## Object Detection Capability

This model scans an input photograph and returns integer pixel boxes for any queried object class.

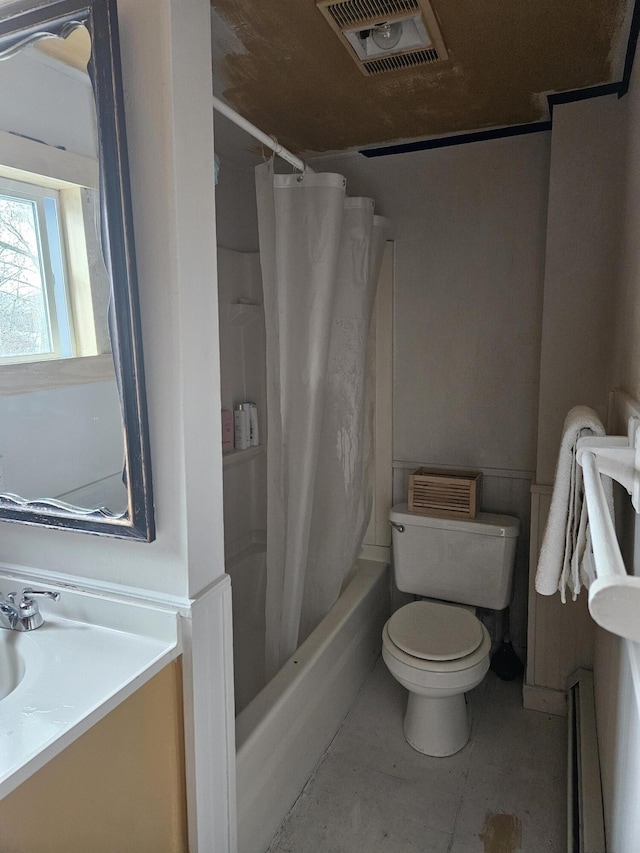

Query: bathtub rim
[234,556,390,853]
[235,556,389,751]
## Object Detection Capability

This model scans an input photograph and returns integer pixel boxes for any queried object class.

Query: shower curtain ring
[268,135,279,167]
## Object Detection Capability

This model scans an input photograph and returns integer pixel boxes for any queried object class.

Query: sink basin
[0,632,25,701]
[0,574,179,800]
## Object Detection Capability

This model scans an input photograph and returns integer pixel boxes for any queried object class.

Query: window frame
[0,174,75,364]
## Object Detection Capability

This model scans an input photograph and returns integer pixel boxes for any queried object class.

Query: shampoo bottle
[247,403,259,447]
[234,405,250,451]
[221,410,233,452]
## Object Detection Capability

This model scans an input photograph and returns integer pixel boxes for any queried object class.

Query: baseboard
[523,682,567,716]
[567,670,605,853]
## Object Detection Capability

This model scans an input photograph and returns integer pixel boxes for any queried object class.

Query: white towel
[535,406,607,602]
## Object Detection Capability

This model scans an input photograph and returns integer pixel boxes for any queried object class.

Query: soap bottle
[221,410,233,453]
[234,405,250,451]
[246,402,259,447]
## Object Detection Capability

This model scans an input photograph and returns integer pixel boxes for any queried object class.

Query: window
[0,176,74,363]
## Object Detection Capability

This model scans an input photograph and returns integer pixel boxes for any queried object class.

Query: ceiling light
[344,14,432,62]
[317,0,448,75]
[371,22,403,51]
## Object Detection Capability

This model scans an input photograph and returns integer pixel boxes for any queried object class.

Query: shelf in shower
[226,303,262,326]
[223,444,265,469]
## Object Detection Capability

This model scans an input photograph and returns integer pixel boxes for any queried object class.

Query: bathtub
[232,555,390,853]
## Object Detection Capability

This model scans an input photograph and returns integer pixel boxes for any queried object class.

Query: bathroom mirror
[0,0,154,540]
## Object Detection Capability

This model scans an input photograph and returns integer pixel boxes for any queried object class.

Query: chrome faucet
[0,588,60,631]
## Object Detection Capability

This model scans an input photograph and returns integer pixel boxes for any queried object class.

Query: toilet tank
[389,503,520,610]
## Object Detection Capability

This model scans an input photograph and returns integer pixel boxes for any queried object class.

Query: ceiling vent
[317,0,448,76]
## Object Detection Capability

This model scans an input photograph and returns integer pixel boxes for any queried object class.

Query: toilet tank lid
[389,504,520,537]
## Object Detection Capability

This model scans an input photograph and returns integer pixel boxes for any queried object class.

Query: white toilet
[383,503,520,757]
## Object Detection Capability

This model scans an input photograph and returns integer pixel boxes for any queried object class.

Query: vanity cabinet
[0,661,187,853]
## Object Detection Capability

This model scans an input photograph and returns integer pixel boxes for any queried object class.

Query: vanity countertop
[0,577,180,798]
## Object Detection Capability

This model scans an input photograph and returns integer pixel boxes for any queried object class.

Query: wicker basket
[408,467,482,519]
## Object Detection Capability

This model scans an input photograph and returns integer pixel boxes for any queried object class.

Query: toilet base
[403,692,470,757]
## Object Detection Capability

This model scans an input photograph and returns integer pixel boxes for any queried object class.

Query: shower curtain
[255,161,389,678]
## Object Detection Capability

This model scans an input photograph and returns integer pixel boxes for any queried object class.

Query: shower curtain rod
[212,96,311,173]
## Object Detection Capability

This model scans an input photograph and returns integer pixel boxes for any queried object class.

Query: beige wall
[525,92,626,711]
[528,39,640,852]
[536,95,625,484]
[316,135,550,475]
[0,662,187,853]
[214,155,259,252]
[596,38,640,853]
[314,137,549,655]
[614,52,640,400]
[525,486,595,713]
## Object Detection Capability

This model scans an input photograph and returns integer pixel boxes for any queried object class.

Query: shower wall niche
[217,246,266,559]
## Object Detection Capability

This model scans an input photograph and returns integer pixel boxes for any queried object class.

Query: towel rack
[576,417,640,643]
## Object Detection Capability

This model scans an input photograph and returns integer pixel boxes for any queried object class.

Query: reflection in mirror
[0,0,154,539]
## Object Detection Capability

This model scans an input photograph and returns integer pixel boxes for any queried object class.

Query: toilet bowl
[382,600,491,756]
[384,504,519,756]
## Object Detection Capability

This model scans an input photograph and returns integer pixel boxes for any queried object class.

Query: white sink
[0,576,180,799]
[0,631,25,700]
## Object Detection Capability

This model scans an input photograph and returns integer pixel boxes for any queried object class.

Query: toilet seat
[382,621,491,675]
[387,600,484,661]
[381,620,491,756]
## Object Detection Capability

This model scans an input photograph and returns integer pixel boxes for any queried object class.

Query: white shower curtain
[256,161,389,678]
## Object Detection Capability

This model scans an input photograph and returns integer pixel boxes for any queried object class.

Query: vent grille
[325,0,420,29]
[408,468,482,519]
[363,46,440,73]
[317,0,447,76]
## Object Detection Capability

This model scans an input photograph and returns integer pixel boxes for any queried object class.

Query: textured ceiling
[211,0,632,156]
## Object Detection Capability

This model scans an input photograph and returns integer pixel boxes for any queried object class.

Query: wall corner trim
[181,573,237,853]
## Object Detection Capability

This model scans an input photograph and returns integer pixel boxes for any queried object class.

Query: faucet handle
[12,588,60,630]
[0,588,60,631]
[6,589,60,606]
[21,588,61,603]
[18,589,60,617]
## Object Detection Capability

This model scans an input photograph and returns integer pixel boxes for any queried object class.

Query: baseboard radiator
[567,670,606,853]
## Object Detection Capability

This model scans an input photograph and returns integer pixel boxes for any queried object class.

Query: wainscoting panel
[524,485,595,714]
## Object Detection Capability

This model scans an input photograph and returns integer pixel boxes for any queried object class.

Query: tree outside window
[0,177,73,363]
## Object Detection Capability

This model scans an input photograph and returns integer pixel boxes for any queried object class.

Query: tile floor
[267,659,566,853]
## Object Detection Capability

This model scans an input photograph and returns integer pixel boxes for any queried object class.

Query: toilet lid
[387,601,484,661]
